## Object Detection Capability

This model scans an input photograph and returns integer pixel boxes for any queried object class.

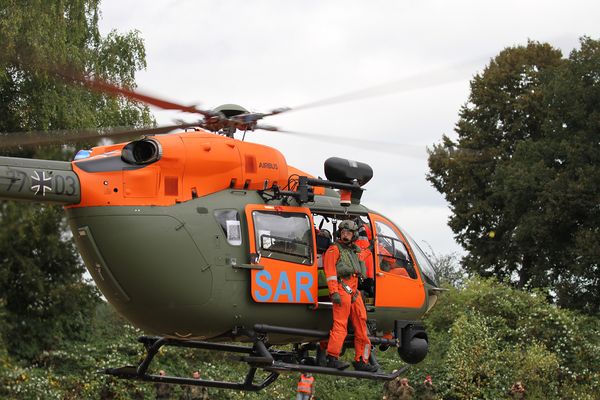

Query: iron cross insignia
[31,170,52,196]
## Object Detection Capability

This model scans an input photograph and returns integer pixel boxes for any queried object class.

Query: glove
[331,292,342,305]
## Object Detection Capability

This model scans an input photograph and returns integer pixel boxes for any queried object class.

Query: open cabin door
[370,214,426,309]
[245,205,318,305]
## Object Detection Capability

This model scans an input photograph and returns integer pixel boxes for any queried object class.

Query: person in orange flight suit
[355,224,375,298]
[322,220,378,372]
[355,225,374,276]
[356,224,407,278]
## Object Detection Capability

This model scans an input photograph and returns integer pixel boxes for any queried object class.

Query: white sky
[98,0,600,256]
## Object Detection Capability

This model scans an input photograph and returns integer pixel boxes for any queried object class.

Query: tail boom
[0,157,81,205]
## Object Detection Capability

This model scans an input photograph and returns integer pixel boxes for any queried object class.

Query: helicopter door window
[214,210,242,246]
[252,211,313,265]
[402,231,438,286]
[375,221,417,279]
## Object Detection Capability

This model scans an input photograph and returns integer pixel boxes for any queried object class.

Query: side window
[403,231,438,286]
[376,221,417,279]
[214,210,242,246]
[252,211,313,265]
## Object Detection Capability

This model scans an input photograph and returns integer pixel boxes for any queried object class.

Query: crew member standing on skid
[322,220,377,372]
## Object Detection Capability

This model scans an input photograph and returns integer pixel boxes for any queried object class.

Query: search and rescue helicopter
[0,73,443,391]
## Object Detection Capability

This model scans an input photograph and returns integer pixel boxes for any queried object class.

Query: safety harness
[334,242,363,301]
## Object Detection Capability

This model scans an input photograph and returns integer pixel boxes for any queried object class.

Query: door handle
[376,272,384,277]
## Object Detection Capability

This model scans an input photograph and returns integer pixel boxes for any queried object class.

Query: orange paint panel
[245,154,257,174]
[71,134,186,207]
[245,204,318,305]
[122,166,160,198]
[182,136,243,195]
[89,144,125,157]
[238,141,289,190]
[69,131,321,207]
[371,213,426,309]
[376,273,426,308]
[70,167,122,207]
[164,176,179,196]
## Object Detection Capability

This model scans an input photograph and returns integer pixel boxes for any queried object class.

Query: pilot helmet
[338,220,359,240]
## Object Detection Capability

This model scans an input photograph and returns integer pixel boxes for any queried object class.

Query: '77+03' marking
[4,169,76,196]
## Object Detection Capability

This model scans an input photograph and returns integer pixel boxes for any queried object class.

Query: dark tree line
[428,37,600,314]
[0,0,153,359]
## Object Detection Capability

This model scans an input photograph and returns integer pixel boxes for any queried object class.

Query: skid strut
[105,326,406,391]
[105,336,279,391]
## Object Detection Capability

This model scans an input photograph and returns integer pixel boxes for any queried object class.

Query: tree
[423,249,468,288]
[0,0,153,359]
[427,38,600,313]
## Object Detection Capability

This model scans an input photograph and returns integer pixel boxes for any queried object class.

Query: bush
[415,277,600,399]
[1,279,599,399]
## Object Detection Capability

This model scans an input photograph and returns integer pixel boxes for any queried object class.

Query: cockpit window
[375,221,417,279]
[252,211,313,265]
[403,232,438,286]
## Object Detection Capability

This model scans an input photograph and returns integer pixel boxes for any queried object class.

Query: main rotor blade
[77,77,215,117]
[268,58,486,116]
[0,123,201,149]
[20,59,216,118]
[256,126,426,159]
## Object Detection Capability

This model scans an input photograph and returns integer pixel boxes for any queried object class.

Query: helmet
[338,220,358,232]
[317,229,332,240]
[338,220,359,241]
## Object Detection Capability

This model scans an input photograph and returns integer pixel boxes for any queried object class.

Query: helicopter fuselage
[0,131,439,358]
[66,190,436,344]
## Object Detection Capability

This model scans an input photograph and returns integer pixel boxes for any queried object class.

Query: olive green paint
[0,155,435,344]
[0,156,81,204]
[66,189,433,343]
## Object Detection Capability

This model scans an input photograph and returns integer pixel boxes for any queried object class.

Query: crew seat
[316,233,331,254]
[316,230,332,301]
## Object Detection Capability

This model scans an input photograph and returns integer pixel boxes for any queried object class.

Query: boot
[316,346,328,367]
[368,348,381,371]
[326,355,350,370]
[352,359,378,372]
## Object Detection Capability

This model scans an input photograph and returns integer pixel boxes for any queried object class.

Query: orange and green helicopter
[0,75,443,391]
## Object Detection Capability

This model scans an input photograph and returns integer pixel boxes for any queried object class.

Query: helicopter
[0,73,444,391]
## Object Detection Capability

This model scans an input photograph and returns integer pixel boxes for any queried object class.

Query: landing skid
[105,333,408,391]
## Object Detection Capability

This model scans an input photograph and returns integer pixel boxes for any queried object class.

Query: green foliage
[0,0,154,361]
[413,277,600,399]
[0,201,99,359]
[1,280,598,399]
[444,313,503,399]
[427,250,468,288]
[0,0,153,134]
[427,37,600,313]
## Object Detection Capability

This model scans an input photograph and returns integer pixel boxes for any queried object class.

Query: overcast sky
[98,0,600,256]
